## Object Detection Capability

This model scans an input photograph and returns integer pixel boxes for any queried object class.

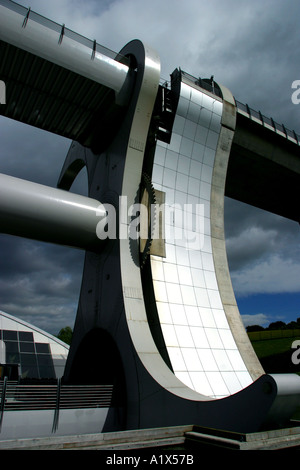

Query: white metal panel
[151,81,253,398]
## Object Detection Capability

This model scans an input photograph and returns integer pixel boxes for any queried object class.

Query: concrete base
[0,425,190,450]
[185,423,300,450]
[1,424,300,450]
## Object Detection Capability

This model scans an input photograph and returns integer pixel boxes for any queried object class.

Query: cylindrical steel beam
[0,0,129,94]
[0,173,106,250]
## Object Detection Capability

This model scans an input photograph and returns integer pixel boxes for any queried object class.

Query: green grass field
[248,331,300,374]
[251,337,299,358]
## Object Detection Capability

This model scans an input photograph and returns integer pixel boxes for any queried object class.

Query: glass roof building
[0,310,69,381]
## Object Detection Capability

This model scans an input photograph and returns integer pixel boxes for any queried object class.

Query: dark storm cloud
[224,199,300,296]
[0,234,84,333]
[180,0,300,130]
[0,118,71,185]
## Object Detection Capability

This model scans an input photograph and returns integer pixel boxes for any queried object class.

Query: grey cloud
[0,118,70,186]
[230,255,300,297]
[241,313,270,328]
[225,226,278,272]
[224,198,300,295]
[0,235,84,333]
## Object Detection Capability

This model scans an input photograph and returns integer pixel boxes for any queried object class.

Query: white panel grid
[150,83,252,398]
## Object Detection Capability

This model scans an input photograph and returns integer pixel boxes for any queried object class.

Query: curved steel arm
[0,173,106,250]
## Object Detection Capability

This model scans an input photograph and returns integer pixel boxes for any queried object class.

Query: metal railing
[0,379,113,411]
[181,70,222,98]
[0,378,114,432]
[178,70,299,147]
[1,0,129,66]
[235,100,300,146]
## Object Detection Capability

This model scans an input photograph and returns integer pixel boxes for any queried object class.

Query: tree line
[246,318,300,333]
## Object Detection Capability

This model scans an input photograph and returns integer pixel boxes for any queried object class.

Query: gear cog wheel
[139,172,156,268]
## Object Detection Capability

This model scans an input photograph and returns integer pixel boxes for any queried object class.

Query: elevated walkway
[0,0,131,152]
[226,101,300,222]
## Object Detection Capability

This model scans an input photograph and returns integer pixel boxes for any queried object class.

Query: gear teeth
[140,172,156,268]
